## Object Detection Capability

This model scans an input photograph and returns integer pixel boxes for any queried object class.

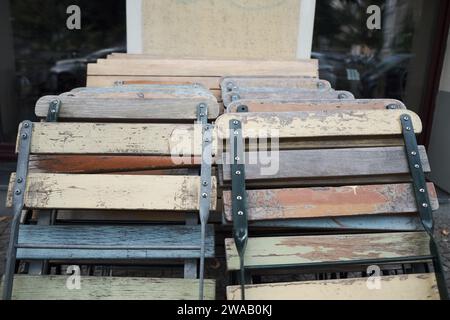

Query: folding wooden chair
[1,84,219,300]
[216,110,448,300]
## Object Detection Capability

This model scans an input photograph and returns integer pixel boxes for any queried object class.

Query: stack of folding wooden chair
[1,83,219,300]
[217,76,448,300]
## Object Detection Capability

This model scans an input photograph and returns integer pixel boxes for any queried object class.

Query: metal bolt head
[199,103,206,108]
[202,181,208,186]
[17,178,23,184]
[236,196,242,200]
[235,171,241,175]
[237,211,244,216]
[233,120,239,125]
[411,151,417,156]
[419,188,426,193]
[406,127,411,131]
[414,164,420,169]
[21,133,28,140]
[234,130,239,136]
[15,189,21,195]
[403,116,409,121]
[386,104,399,110]
[52,100,59,106]
[202,193,208,198]
[23,122,30,128]
[234,156,240,161]
[422,203,429,208]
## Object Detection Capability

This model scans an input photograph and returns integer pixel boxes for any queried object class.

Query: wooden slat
[29,155,201,173]
[222,90,354,106]
[223,183,438,221]
[7,173,217,211]
[225,232,430,270]
[16,224,214,259]
[4,276,215,300]
[221,146,430,183]
[87,59,319,77]
[27,122,202,155]
[215,110,422,140]
[226,274,439,300]
[221,76,331,91]
[250,215,424,231]
[86,76,222,90]
[227,99,407,113]
[35,93,219,121]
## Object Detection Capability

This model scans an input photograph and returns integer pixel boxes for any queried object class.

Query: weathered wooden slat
[16,224,214,259]
[87,59,319,77]
[250,215,424,231]
[4,275,215,300]
[221,146,429,183]
[223,90,354,106]
[227,99,407,113]
[27,122,203,155]
[29,155,201,173]
[35,94,219,120]
[220,77,331,91]
[226,274,438,300]
[7,173,217,210]
[215,110,422,140]
[223,183,438,222]
[225,232,430,270]
[66,84,213,95]
[86,76,222,90]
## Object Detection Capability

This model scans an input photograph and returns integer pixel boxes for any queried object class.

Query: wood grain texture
[250,215,425,231]
[29,155,201,173]
[226,274,438,300]
[27,122,203,156]
[225,232,430,270]
[221,146,430,183]
[35,94,219,121]
[7,173,217,211]
[223,183,438,221]
[16,224,214,259]
[4,275,215,300]
[215,110,422,139]
[222,90,354,106]
[227,99,407,113]
[220,77,331,91]
[87,59,318,77]
[87,76,222,90]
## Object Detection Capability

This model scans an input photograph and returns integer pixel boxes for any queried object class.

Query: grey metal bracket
[46,99,61,122]
[2,121,33,300]
[197,103,213,300]
[401,114,449,300]
[230,119,248,300]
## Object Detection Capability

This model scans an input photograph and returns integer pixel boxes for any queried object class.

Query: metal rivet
[17,178,23,184]
[234,156,240,161]
[403,116,409,121]
[202,181,208,186]
[202,193,208,198]
[338,93,347,99]
[52,100,59,105]
[419,188,425,193]
[199,103,206,108]
[234,130,239,135]
[235,171,241,175]
[15,189,21,195]
[200,113,205,117]
[414,164,420,169]
[406,127,411,131]
[422,203,429,208]
[411,151,417,156]
[233,120,239,125]
[23,122,30,128]
[21,133,28,140]
[236,196,242,200]
[237,211,244,216]
[226,82,234,91]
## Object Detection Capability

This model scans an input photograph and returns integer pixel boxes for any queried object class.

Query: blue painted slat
[17,225,214,260]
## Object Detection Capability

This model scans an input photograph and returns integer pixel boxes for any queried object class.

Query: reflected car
[48,46,126,92]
